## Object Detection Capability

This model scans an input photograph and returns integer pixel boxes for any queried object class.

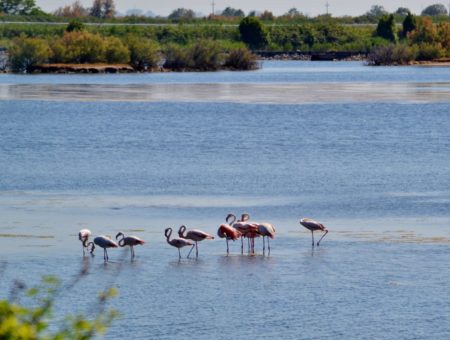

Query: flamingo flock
[77,215,328,261]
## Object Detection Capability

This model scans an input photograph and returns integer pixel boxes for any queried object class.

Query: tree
[0,0,40,15]
[90,0,103,17]
[221,7,244,17]
[103,0,115,18]
[395,7,411,16]
[376,14,397,42]
[366,5,388,19]
[259,10,274,20]
[54,1,88,17]
[421,3,448,16]
[9,34,51,72]
[286,8,301,17]
[168,8,195,20]
[402,12,417,37]
[239,16,269,50]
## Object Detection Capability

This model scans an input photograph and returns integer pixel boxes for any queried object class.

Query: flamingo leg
[187,244,195,258]
[226,238,229,255]
[103,248,107,261]
[317,230,328,246]
[178,248,181,259]
[263,236,265,254]
[241,237,244,254]
[131,246,135,259]
[196,241,199,258]
[82,245,85,256]
[311,231,315,247]
[268,237,271,254]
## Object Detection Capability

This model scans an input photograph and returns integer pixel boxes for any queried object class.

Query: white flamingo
[116,232,145,260]
[258,222,276,254]
[178,225,214,258]
[165,228,194,259]
[217,214,242,255]
[299,218,329,246]
[78,229,91,256]
[93,235,119,262]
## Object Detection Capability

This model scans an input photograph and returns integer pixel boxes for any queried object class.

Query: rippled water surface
[1,61,450,339]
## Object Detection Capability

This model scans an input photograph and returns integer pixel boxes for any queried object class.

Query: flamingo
[299,218,329,246]
[258,222,276,254]
[93,235,119,262]
[178,225,214,258]
[217,215,242,254]
[165,228,194,259]
[78,229,91,256]
[230,213,260,254]
[116,232,145,260]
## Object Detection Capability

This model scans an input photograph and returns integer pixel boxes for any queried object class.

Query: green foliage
[0,0,39,15]
[66,19,85,32]
[168,8,195,21]
[367,43,417,65]
[239,16,269,50]
[8,34,51,72]
[126,35,160,70]
[0,276,117,339]
[223,47,258,70]
[376,14,397,42]
[416,42,445,60]
[163,39,223,71]
[421,3,448,16]
[104,36,129,63]
[57,31,105,63]
[221,7,244,17]
[402,12,417,37]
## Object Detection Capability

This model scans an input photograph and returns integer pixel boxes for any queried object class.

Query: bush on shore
[223,47,258,70]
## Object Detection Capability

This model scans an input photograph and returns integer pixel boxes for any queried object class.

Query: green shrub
[9,34,51,72]
[163,43,190,70]
[56,31,106,63]
[104,36,130,63]
[367,43,417,65]
[416,42,445,60]
[223,47,258,70]
[188,39,223,70]
[127,35,160,70]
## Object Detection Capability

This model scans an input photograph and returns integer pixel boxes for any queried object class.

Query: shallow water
[1,61,450,338]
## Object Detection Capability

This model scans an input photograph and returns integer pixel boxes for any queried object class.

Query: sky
[36,1,449,17]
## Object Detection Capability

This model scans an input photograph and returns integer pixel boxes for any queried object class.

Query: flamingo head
[164,228,172,239]
[226,213,236,225]
[178,225,187,238]
[240,213,250,222]
[115,232,124,240]
[86,241,95,254]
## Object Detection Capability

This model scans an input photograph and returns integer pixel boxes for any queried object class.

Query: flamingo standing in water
[230,213,260,254]
[217,214,242,254]
[258,222,276,254]
[299,218,329,246]
[116,232,145,260]
[93,236,119,262]
[78,229,91,256]
[165,228,194,259]
[178,225,214,258]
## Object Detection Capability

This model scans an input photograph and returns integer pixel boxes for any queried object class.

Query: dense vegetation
[0,0,449,71]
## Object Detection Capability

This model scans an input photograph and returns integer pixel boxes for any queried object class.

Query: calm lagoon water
[1,61,450,338]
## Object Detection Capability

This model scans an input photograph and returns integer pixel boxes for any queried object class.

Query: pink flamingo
[116,232,145,260]
[78,229,91,256]
[299,218,329,246]
[217,214,242,254]
[165,228,194,259]
[230,213,260,254]
[258,222,276,254]
[93,235,119,262]
[178,225,214,258]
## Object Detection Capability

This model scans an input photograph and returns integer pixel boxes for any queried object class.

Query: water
[1,61,450,339]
